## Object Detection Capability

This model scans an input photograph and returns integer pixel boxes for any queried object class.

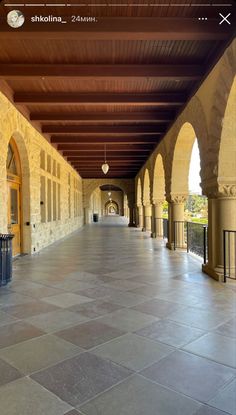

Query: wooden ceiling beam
[60,144,153,151]
[45,125,165,134]
[57,143,154,154]
[30,111,174,123]
[63,150,151,156]
[14,92,186,106]
[0,18,231,40]
[0,64,203,80]
[52,136,160,144]
[67,155,146,160]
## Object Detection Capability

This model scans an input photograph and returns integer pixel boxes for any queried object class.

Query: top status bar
[2,3,234,6]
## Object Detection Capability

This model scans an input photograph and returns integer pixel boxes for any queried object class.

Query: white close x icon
[219,13,231,25]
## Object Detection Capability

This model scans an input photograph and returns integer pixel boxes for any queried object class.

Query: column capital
[202,180,236,199]
[152,198,165,206]
[142,201,151,207]
[166,193,188,204]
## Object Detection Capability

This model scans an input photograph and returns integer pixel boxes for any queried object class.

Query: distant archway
[105,200,119,215]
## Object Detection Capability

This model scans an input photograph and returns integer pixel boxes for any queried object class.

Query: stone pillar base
[166,241,174,250]
[202,263,224,282]
[151,232,156,238]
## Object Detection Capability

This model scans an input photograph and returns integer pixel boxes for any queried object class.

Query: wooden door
[8,181,21,256]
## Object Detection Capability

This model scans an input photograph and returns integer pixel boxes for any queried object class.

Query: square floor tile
[0,358,22,386]
[168,307,230,330]
[31,352,132,407]
[0,292,34,307]
[194,406,230,415]
[0,334,83,374]
[102,280,145,292]
[42,293,93,308]
[26,310,89,333]
[136,319,205,347]
[141,350,235,402]
[68,300,123,319]
[0,377,72,415]
[208,378,236,415]
[80,375,201,415]
[132,298,185,318]
[64,411,83,415]
[76,286,122,299]
[0,310,19,327]
[55,320,125,349]
[91,333,174,371]
[9,281,64,298]
[0,321,45,349]
[97,308,158,332]
[103,291,148,307]
[129,284,168,298]
[2,301,60,319]
[183,333,236,368]
[214,317,236,338]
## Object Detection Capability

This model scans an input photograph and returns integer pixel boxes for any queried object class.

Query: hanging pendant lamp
[101,144,109,175]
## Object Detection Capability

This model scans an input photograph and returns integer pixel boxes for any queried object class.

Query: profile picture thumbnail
[7,10,25,28]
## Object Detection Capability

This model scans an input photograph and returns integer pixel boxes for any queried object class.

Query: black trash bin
[93,213,99,223]
[0,234,14,287]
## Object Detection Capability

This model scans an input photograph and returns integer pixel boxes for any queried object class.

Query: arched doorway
[6,139,22,256]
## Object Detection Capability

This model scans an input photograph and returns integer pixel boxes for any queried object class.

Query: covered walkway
[0,217,235,415]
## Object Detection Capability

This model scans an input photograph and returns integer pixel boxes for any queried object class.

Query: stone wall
[0,91,84,254]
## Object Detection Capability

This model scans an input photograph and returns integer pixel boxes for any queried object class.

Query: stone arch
[7,132,31,254]
[153,153,166,201]
[218,75,236,185]
[207,40,236,187]
[143,169,151,205]
[170,122,201,197]
[165,96,209,195]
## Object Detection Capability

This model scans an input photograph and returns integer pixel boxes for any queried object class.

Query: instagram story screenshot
[0,1,236,415]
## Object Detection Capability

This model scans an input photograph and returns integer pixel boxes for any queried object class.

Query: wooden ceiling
[0,1,235,178]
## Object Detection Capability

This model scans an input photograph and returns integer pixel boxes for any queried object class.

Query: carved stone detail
[166,194,187,204]
[218,184,236,198]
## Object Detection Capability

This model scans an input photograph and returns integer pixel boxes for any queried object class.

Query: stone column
[84,207,92,224]
[137,205,144,229]
[143,204,152,233]
[166,194,187,250]
[151,199,164,238]
[203,184,236,281]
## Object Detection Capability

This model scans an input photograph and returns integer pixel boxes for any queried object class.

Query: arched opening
[153,154,166,237]
[142,169,152,232]
[219,76,236,181]
[215,76,236,279]
[88,184,128,222]
[105,200,119,215]
[170,122,207,258]
[6,138,22,256]
[143,169,151,205]
[136,178,142,207]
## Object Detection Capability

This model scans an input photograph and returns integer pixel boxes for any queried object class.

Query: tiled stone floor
[0,216,236,415]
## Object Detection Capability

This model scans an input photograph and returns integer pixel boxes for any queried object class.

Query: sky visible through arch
[189,140,201,195]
